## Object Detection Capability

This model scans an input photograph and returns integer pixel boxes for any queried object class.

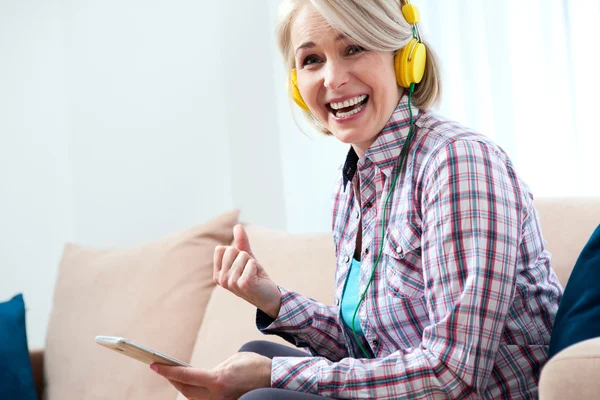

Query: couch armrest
[540,337,600,399]
[30,348,45,400]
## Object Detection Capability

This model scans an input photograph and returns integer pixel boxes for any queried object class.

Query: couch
[28,198,600,399]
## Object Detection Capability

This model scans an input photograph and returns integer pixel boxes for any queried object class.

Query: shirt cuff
[255,286,288,331]
[256,308,276,330]
[271,356,322,394]
[255,287,300,347]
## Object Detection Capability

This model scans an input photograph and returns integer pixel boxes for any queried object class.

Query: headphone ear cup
[289,69,309,111]
[394,38,427,88]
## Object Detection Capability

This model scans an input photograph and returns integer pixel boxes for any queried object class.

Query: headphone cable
[351,82,416,358]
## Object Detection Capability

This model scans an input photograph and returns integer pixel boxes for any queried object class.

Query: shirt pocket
[382,224,424,299]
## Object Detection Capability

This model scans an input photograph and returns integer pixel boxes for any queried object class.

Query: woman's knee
[239,340,309,359]
[240,388,324,399]
[238,340,273,354]
[239,388,278,400]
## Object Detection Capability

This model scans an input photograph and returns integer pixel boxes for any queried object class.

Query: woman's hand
[214,224,282,318]
[151,352,272,400]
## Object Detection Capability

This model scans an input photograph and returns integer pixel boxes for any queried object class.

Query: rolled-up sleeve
[258,287,349,361]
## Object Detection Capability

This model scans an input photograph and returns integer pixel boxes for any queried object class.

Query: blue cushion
[549,224,600,359]
[0,293,38,400]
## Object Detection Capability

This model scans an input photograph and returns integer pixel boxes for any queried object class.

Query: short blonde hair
[276,0,442,135]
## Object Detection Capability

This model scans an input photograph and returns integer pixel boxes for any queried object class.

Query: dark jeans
[239,341,328,399]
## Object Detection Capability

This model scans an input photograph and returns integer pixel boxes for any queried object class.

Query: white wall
[62,0,244,247]
[0,0,291,348]
[0,0,74,350]
[219,0,287,231]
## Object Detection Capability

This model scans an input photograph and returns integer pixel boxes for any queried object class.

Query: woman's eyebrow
[295,33,349,55]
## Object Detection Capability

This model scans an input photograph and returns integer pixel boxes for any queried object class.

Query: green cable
[351,82,416,358]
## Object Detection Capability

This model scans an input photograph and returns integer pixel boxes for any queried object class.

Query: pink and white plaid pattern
[260,95,563,399]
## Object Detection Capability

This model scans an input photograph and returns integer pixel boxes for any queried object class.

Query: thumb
[151,364,212,386]
[233,224,255,258]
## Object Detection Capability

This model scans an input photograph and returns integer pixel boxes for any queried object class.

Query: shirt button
[396,247,405,259]
[355,210,360,219]
[372,339,379,347]
[335,298,340,306]
[364,201,372,209]
[343,255,350,263]
[364,248,369,255]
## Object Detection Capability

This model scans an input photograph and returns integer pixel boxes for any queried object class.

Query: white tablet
[95,335,191,367]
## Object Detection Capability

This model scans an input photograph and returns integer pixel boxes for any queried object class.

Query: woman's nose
[323,61,349,91]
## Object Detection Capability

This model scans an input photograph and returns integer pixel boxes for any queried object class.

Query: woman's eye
[347,45,365,55]
[302,55,321,66]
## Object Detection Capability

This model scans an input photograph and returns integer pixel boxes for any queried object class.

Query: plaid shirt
[258,95,563,399]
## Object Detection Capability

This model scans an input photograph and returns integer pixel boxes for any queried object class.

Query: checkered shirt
[258,95,563,399]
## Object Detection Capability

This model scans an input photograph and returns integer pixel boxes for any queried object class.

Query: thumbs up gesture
[213,224,282,318]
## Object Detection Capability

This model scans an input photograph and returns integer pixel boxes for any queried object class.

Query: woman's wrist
[257,283,282,319]
[260,357,273,389]
[260,294,282,319]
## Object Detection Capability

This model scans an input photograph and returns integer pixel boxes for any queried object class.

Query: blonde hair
[276,0,442,135]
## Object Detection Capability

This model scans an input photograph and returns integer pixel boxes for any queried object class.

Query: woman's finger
[233,224,256,258]
[219,247,239,287]
[169,380,211,399]
[152,363,215,385]
[239,259,258,292]
[213,246,226,284]
[228,251,251,290]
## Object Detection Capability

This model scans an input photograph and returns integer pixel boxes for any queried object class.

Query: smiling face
[290,2,402,156]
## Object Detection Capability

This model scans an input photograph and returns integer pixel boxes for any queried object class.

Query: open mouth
[328,94,369,118]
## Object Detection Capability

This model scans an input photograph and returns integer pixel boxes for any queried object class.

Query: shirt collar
[342,94,420,190]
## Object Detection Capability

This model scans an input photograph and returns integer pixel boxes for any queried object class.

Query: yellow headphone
[288,1,426,111]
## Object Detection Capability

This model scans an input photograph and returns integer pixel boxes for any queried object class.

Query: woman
[152,0,563,398]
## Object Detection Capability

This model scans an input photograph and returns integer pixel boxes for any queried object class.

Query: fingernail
[150,364,158,373]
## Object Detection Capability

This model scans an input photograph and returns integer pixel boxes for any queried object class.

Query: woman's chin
[329,127,377,148]
[326,118,377,147]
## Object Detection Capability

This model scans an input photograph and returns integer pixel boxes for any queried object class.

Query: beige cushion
[539,337,600,399]
[534,197,600,286]
[44,210,239,400]
[184,225,336,374]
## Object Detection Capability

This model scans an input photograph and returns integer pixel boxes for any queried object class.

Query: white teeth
[329,94,367,110]
[335,100,367,118]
